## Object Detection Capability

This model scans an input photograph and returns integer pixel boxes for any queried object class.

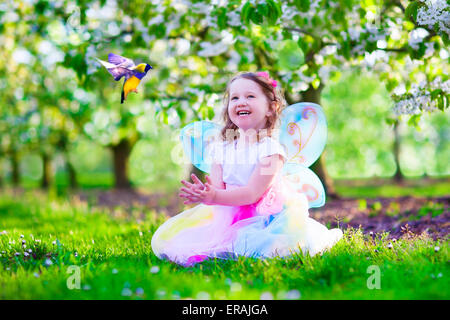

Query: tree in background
[0,0,447,192]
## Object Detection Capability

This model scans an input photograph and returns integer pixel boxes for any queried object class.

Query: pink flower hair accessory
[257,71,277,88]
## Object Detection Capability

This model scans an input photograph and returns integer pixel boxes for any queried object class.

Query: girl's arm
[211,154,285,206]
[209,162,226,190]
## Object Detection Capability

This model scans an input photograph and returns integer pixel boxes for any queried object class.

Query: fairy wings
[179,102,328,208]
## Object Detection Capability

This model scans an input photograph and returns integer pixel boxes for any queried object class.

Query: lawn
[0,187,448,300]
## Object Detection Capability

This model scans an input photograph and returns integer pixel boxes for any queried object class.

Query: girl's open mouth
[237,111,251,116]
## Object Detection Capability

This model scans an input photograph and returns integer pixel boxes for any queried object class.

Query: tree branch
[378,47,408,52]
[283,27,316,38]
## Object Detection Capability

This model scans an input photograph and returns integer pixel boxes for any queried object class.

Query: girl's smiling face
[228,78,273,132]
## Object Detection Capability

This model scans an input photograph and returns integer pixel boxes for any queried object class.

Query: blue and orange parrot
[96,53,153,103]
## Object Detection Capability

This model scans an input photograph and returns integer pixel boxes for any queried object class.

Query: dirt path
[310,196,449,240]
[76,190,449,240]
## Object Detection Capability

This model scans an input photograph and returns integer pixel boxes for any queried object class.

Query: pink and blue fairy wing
[279,102,327,167]
[279,102,327,207]
[282,164,326,208]
[180,120,221,174]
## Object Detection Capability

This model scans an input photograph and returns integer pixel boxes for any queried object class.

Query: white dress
[151,137,343,266]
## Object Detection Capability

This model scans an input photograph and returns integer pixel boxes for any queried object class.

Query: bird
[96,53,152,103]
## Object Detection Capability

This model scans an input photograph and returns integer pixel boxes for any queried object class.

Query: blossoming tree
[1,0,448,192]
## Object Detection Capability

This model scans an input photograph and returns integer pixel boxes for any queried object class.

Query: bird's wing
[96,58,135,81]
[96,58,117,69]
[108,53,135,69]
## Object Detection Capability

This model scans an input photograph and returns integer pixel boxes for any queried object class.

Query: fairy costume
[151,103,343,266]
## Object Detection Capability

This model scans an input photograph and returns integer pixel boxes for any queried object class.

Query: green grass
[20,172,115,190]
[0,189,448,300]
[17,170,181,194]
[16,175,450,198]
[335,177,450,198]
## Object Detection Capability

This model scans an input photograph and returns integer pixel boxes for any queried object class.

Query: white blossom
[348,27,361,41]
[281,2,297,20]
[13,48,35,65]
[211,0,228,7]
[190,2,211,15]
[198,41,228,57]
[148,15,164,26]
[226,11,242,27]
[392,77,448,115]
[365,23,386,42]
[198,31,234,57]
[121,288,132,296]
[86,0,117,20]
[318,65,335,82]
[408,28,429,50]
[85,45,99,75]
[285,289,301,299]
[424,42,435,57]
[417,0,450,36]
[150,266,160,274]
[260,291,274,300]
[310,0,321,11]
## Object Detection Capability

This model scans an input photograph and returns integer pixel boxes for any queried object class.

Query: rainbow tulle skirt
[151,178,343,266]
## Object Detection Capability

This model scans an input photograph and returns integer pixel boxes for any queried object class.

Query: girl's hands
[179,174,216,205]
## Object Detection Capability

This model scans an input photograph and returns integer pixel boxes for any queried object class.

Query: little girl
[151,72,343,266]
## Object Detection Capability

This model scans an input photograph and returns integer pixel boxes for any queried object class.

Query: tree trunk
[289,83,339,199]
[392,120,404,182]
[41,152,52,189]
[111,139,133,189]
[0,160,3,188]
[65,153,78,189]
[11,150,20,187]
[57,134,78,189]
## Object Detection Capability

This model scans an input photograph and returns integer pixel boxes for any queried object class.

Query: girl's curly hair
[221,72,286,142]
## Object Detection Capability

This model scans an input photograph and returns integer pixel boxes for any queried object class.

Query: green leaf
[436,93,448,111]
[441,32,449,46]
[273,0,282,17]
[297,37,308,53]
[430,89,442,100]
[405,1,425,22]
[207,106,215,120]
[294,0,310,11]
[217,7,227,29]
[385,117,397,126]
[277,39,305,70]
[407,114,421,128]
[257,3,268,18]
[35,0,48,14]
[158,110,168,125]
[340,40,351,59]
[311,78,320,89]
[241,2,252,24]
[64,53,88,81]
[250,9,263,24]
[266,0,279,25]
[386,78,399,92]
[175,106,186,122]
[265,0,282,25]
